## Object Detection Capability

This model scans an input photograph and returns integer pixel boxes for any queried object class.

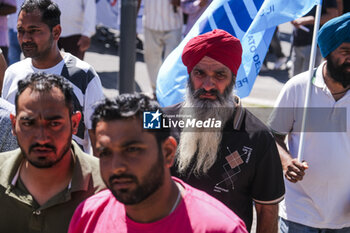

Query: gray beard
[176,88,235,176]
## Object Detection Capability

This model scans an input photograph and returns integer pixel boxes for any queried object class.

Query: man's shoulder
[178,178,246,229]
[0,149,19,161]
[72,143,105,192]
[5,59,32,76]
[78,189,114,210]
[61,53,101,91]
[63,53,97,74]
[283,70,312,91]
[236,108,272,137]
[162,102,183,115]
[0,149,21,179]
[68,189,119,233]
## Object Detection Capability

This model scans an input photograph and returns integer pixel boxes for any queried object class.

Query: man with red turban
[164,29,285,233]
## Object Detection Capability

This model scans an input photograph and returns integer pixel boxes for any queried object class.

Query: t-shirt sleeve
[84,70,104,129]
[268,80,296,135]
[251,131,285,204]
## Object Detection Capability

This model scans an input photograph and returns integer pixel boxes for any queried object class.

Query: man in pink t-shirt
[68,94,247,233]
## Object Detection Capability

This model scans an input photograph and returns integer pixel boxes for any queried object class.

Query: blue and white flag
[156,0,321,107]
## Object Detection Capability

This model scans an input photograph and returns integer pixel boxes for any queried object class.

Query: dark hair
[20,0,61,31]
[92,93,170,145]
[15,72,74,114]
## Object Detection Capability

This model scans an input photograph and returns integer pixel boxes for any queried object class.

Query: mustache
[192,88,226,104]
[341,63,350,69]
[21,42,37,48]
[192,88,220,98]
[29,143,56,153]
[108,174,137,184]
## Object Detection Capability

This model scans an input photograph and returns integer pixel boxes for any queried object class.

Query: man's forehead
[17,88,67,113]
[193,56,231,71]
[96,119,154,145]
[18,10,44,26]
[338,42,350,50]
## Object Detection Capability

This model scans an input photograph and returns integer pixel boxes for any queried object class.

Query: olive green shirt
[0,141,105,233]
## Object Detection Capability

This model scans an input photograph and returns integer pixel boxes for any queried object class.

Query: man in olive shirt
[0,73,105,233]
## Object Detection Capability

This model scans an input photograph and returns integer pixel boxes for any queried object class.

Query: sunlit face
[17,9,59,59]
[190,56,234,100]
[11,87,81,168]
[96,118,166,205]
[327,42,350,88]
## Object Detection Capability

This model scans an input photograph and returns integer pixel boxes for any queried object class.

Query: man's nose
[20,31,33,43]
[202,76,216,91]
[35,126,50,144]
[111,153,128,175]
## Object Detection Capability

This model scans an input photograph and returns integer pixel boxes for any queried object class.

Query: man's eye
[193,70,204,77]
[50,121,61,127]
[216,73,226,79]
[99,150,112,158]
[125,147,142,153]
[22,121,33,126]
[29,29,38,34]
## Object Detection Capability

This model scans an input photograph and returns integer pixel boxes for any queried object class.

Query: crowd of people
[0,0,349,232]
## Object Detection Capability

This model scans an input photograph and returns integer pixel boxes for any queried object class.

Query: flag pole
[297,2,323,162]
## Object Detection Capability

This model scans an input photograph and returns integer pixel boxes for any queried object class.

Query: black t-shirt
[293,0,337,46]
[165,103,285,231]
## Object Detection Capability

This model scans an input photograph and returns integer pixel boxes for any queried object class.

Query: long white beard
[176,89,235,176]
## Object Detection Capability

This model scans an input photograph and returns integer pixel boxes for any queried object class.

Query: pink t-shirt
[68,177,247,233]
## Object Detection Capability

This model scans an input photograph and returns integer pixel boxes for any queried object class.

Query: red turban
[182,29,242,76]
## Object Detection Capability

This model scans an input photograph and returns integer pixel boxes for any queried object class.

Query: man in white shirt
[269,13,350,232]
[139,0,183,90]
[1,0,104,154]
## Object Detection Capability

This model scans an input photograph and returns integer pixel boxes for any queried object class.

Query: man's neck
[19,150,74,206]
[323,62,350,101]
[31,49,64,70]
[125,177,182,223]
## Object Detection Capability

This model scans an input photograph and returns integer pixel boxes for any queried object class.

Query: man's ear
[161,136,177,168]
[10,114,17,136]
[52,24,61,40]
[71,111,82,135]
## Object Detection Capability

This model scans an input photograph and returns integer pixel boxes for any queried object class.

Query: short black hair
[92,93,170,145]
[20,0,61,31]
[15,72,74,114]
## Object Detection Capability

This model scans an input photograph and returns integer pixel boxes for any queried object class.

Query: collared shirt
[269,62,350,229]
[142,0,183,31]
[0,141,105,233]
[164,97,285,231]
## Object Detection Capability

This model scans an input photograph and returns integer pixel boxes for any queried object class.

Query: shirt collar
[232,95,245,130]
[313,61,327,88]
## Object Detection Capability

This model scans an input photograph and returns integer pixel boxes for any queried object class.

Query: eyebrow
[97,140,145,153]
[45,116,64,121]
[121,140,144,148]
[19,116,33,121]
[19,115,64,121]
